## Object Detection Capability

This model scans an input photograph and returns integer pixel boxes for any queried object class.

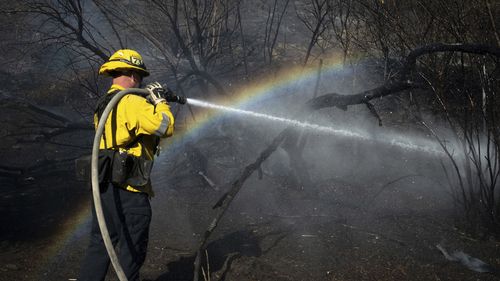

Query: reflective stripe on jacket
[94,84,175,195]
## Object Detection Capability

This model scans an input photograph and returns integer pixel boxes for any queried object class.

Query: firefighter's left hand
[145,82,167,105]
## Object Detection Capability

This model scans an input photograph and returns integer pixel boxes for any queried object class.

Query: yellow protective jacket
[95,84,175,195]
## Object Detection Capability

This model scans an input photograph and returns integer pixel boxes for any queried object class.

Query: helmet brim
[99,61,150,77]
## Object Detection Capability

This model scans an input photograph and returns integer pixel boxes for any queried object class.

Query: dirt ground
[1,147,500,281]
[1,111,500,281]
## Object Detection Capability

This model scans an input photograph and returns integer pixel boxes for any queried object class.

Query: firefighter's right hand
[145,82,167,105]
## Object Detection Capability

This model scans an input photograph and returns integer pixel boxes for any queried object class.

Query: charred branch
[401,43,500,79]
[0,92,71,124]
[17,121,92,140]
[364,101,383,126]
[1,93,92,144]
[296,0,330,65]
[194,127,292,281]
[0,157,80,179]
[306,80,419,111]
[1,94,92,129]
[178,70,228,95]
[263,0,290,64]
[16,0,109,61]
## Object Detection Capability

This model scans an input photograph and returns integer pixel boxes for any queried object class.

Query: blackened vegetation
[1,0,500,280]
[193,43,500,279]
[158,230,263,281]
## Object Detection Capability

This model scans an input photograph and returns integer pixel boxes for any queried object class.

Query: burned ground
[0,0,499,279]
[1,110,499,281]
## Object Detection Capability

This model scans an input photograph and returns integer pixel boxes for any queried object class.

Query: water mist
[187,98,449,156]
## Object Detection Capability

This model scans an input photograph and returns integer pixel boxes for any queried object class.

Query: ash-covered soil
[1,116,499,281]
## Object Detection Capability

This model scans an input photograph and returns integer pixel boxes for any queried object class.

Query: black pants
[78,183,151,281]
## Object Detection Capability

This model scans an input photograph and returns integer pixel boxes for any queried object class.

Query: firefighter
[78,49,174,281]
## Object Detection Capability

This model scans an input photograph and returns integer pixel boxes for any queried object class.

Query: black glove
[145,82,167,105]
[165,93,187,104]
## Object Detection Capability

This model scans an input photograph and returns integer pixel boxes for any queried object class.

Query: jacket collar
[107,84,125,94]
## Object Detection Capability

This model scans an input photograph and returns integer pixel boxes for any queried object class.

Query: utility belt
[76,90,158,189]
[75,150,154,188]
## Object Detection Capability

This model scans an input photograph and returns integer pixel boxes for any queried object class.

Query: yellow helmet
[99,49,150,77]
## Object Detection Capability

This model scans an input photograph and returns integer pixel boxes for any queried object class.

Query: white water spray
[187,98,447,155]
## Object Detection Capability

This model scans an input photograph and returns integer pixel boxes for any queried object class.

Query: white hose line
[91,88,150,281]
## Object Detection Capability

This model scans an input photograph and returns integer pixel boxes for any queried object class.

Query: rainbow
[37,195,91,277]
[42,54,350,274]
[160,54,350,154]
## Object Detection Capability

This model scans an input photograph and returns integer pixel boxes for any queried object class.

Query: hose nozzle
[162,86,187,104]
[166,93,187,104]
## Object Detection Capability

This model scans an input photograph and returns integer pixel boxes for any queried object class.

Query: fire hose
[91,88,185,281]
